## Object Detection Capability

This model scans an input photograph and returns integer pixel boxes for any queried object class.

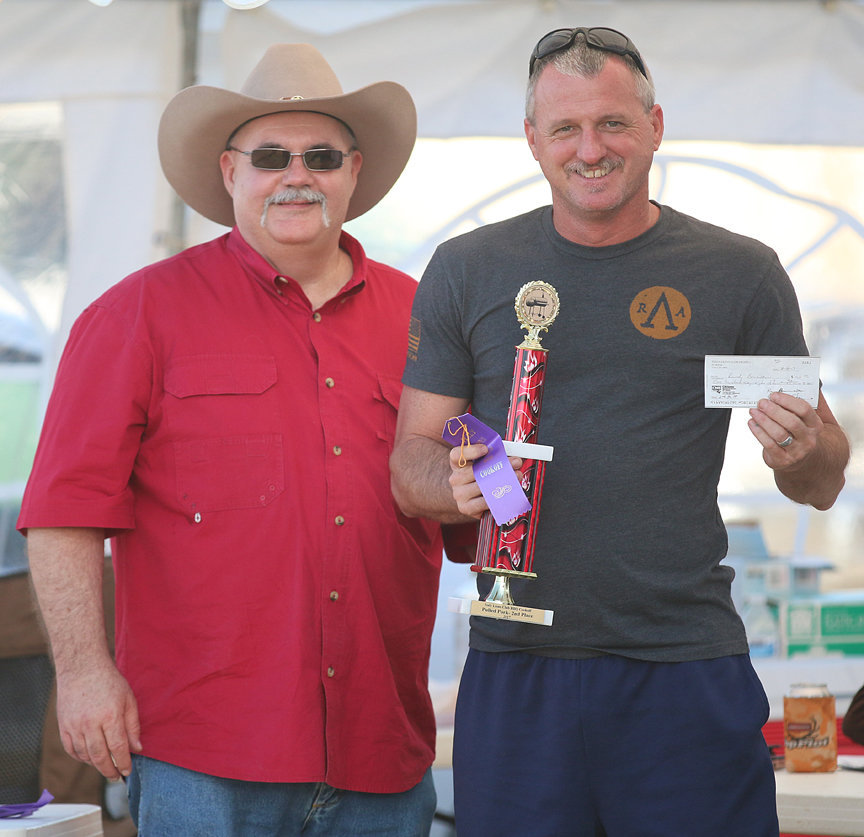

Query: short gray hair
[525,36,655,124]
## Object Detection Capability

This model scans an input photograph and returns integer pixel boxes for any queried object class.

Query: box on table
[778,591,864,658]
[0,804,102,836]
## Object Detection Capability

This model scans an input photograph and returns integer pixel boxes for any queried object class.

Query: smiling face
[524,56,664,245]
[219,111,362,258]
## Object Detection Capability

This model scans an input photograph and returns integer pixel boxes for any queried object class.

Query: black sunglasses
[529,27,648,79]
[226,146,352,171]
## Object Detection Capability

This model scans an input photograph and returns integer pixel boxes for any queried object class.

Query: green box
[778,592,864,657]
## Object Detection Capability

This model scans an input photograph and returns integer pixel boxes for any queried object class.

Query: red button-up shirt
[19,229,442,792]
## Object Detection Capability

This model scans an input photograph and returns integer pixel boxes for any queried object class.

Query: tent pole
[166,0,202,255]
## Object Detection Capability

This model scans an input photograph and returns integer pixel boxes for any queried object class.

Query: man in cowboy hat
[19,44,442,835]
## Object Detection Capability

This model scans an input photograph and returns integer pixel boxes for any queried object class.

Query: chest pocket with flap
[164,355,284,514]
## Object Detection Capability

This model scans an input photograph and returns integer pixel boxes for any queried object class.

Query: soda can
[783,683,837,772]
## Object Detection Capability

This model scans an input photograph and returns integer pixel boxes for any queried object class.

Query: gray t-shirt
[405,204,808,662]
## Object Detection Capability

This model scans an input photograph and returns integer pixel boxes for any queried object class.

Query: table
[0,804,102,836]
[776,769,864,836]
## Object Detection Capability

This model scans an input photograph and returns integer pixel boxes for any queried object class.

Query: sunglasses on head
[226,146,352,171]
[529,27,648,79]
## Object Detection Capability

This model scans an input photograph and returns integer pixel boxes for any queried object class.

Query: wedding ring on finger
[778,435,794,448]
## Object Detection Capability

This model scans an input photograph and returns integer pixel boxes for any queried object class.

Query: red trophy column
[472,281,559,620]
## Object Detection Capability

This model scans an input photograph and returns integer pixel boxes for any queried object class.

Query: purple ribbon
[442,414,531,526]
[0,789,54,818]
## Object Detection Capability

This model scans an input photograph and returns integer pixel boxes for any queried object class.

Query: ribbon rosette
[442,414,531,525]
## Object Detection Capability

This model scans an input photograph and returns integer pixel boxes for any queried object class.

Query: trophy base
[448,596,554,626]
[451,568,553,624]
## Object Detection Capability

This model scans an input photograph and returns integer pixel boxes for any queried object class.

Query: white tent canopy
[2,0,863,352]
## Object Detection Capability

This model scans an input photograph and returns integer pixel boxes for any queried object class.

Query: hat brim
[158,81,416,227]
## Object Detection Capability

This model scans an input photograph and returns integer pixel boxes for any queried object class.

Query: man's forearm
[774,422,849,511]
[28,526,141,779]
[27,527,112,677]
[390,436,473,523]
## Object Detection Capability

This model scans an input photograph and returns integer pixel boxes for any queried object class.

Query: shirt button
[324,377,335,388]
[330,590,339,601]
[313,312,322,322]
[334,515,345,526]
[327,666,335,678]
[333,446,342,456]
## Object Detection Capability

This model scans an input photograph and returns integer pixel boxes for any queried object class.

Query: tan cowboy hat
[158,43,417,226]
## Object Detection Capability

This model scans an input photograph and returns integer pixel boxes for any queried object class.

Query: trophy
[448,281,559,626]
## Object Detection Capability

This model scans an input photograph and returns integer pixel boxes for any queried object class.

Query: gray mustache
[265,187,326,208]
[261,188,330,228]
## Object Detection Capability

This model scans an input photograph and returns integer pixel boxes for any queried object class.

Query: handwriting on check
[704,356,820,408]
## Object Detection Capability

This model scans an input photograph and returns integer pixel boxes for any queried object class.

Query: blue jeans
[128,755,436,836]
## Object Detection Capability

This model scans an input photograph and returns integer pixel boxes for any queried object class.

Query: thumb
[125,696,143,752]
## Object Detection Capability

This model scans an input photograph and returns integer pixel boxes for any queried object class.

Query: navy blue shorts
[453,650,777,837]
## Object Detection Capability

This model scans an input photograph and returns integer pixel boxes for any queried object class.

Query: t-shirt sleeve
[17,302,151,535]
[737,251,809,357]
[401,244,475,401]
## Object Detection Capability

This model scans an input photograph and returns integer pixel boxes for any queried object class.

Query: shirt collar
[226,226,369,302]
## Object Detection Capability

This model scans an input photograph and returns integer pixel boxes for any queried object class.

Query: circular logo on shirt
[629,286,692,339]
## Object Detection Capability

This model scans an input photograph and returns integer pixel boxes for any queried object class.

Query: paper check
[704,355,820,408]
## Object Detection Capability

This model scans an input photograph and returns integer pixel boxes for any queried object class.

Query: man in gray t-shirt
[390,26,849,837]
